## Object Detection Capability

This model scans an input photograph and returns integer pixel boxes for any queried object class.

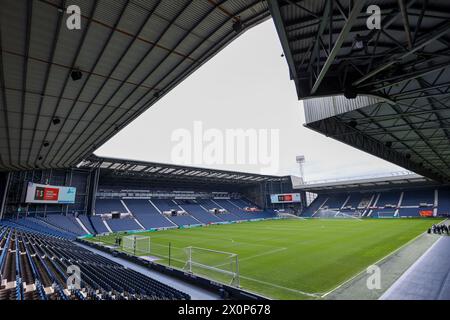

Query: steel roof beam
[306,116,444,181]
[282,2,450,30]
[48,0,154,166]
[284,0,320,19]
[267,0,299,83]
[396,92,450,101]
[17,0,34,170]
[353,20,450,86]
[287,25,409,43]
[292,42,397,60]
[335,125,450,136]
[305,0,332,72]
[310,0,366,94]
[38,0,196,62]
[33,1,99,168]
[398,0,413,50]
[0,37,15,169]
[391,81,450,98]
[385,100,450,171]
[412,0,428,45]
[414,77,450,155]
[366,61,450,91]
[352,109,446,176]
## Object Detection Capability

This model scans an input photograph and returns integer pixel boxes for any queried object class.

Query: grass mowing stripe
[319,225,437,298]
[238,274,321,299]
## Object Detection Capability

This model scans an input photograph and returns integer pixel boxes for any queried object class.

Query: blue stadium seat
[437,188,450,216]
[89,216,109,234]
[122,199,176,229]
[105,218,143,232]
[152,199,201,226]
[95,199,127,214]
[401,189,434,206]
[301,196,323,216]
[0,222,190,300]
[176,201,223,224]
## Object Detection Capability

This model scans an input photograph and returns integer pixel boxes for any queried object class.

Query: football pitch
[89,218,438,299]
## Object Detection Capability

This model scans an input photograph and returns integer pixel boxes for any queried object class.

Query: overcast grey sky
[95,19,402,181]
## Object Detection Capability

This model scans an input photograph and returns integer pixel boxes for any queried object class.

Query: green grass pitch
[89,218,437,299]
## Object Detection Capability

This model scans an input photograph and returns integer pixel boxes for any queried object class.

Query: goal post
[277,212,303,219]
[183,246,240,287]
[376,211,397,218]
[336,211,363,219]
[122,235,151,256]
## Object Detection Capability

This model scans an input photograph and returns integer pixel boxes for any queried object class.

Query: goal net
[183,246,240,287]
[122,235,151,255]
[376,210,397,218]
[313,208,340,218]
[336,211,363,220]
[277,212,303,219]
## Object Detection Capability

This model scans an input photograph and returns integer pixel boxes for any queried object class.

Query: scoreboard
[270,193,301,204]
[25,182,77,204]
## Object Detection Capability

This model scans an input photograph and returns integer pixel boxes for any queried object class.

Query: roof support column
[267,0,300,89]
[0,172,11,220]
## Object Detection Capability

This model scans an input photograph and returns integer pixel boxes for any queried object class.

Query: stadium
[1,0,450,304]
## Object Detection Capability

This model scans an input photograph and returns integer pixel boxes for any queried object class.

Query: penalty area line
[238,247,287,263]
[238,274,321,299]
[212,247,287,269]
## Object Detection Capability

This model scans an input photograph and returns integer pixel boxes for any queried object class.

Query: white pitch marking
[320,220,446,298]
[238,247,287,263]
[238,275,320,298]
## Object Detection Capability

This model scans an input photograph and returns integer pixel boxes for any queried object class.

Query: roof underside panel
[79,154,290,185]
[0,0,270,171]
[269,0,450,182]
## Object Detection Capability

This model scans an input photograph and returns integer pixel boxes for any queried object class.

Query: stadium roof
[293,171,436,193]
[269,0,450,183]
[79,154,291,185]
[5,0,450,186]
[0,0,270,171]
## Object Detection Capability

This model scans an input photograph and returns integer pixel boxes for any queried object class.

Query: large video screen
[270,193,301,204]
[25,182,76,204]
